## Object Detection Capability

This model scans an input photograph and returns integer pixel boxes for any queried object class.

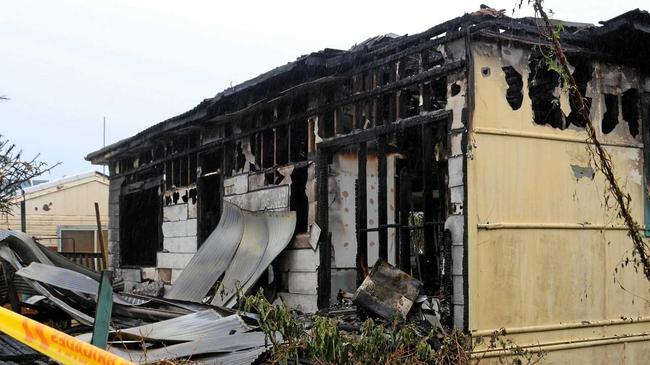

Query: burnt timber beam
[394,161,401,269]
[90,16,495,163]
[361,221,443,232]
[316,150,331,309]
[111,106,451,181]
[356,142,368,285]
[352,43,443,77]
[201,37,468,127]
[202,60,464,131]
[336,61,464,110]
[105,61,461,178]
[207,76,347,124]
[399,168,412,271]
[490,18,593,43]
[338,16,480,69]
[365,14,482,59]
[422,124,436,293]
[201,45,454,128]
[318,109,451,150]
[377,135,388,261]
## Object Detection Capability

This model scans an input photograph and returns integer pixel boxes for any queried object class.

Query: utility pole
[102,117,106,174]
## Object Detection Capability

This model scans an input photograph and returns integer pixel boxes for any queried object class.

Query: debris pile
[239,259,451,364]
[0,230,271,364]
[0,209,446,364]
[0,332,48,364]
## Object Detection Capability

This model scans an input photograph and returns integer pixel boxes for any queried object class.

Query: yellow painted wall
[0,173,109,248]
[468,42,650,363]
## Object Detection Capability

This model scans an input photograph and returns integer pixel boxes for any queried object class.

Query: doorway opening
[120,186,160,266]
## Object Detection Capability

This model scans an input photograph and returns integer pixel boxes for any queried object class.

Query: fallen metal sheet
[16,262,96,295]
[118,312,250,342]
[108,332,268,364]
[76,311,249,343]
[165,202,244,301]
[121,292,224,314]
[111,304,189,322]
[0,246,95,326]
[0,246,24,275]
[15,262,143,306]
[193,346,268,365]
[0,230,103,282]
[225,211,296,307]
[353,259,423,320]
[112,293,152,306]
[211,210,269,306]
[0,231,53,266]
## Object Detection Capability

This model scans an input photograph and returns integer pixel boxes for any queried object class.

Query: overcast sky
[1,0,646,179]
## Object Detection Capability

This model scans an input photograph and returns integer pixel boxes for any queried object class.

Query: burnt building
[87,9,650,362]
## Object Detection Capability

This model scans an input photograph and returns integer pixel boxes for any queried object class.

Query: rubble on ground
[0,229,444,364]
[0,231,269,364]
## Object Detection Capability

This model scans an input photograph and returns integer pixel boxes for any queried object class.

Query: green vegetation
[240,289,544,365]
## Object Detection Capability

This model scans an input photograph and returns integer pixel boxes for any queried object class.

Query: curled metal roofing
[164,202,296,307]
[212,210,269,306]
[15,262,143,306]
[225,210,296,307]
[164,202,244,301]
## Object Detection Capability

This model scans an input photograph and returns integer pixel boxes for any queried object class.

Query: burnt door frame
[316,109,451,307]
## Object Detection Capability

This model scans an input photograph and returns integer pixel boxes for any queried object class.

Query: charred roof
[86,8,650,164]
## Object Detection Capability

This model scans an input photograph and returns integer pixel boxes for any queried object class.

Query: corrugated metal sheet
[0,262,39,300]
[164,202,244,301]
[109,332,268,364]
[164,203,297,307]
[193,346,268,365]
[16,262,97,296]
[117,312,250,341]
[76,311,249,344]
[0,231,52,266]
[15,263,141,306]
[212,211,268,306]
[119,293,218,314]
[0,246,95,325]
[0,230,103,283]
[225,211,296,307]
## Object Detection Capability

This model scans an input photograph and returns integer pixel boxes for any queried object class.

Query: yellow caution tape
[0,306,134,365]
